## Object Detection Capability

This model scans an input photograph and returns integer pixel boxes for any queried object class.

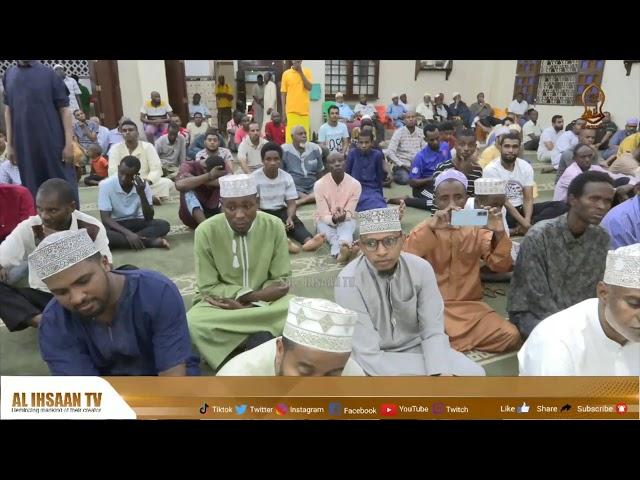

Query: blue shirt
[387,103,407,127]
[72,120,99,149]
[96,125,110,154]
[189,103,210,117]
[39,269,200,376]
[336,102,354,121]
[608,130,631,147]
[98,175,153,221]
[600,195,640,249]
[0,159,22,185]
[409,143,451,180]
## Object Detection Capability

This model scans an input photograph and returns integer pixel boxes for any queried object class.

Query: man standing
[508,171,615,338]
[251,142,325,253]
[522,109,542,151]
[404,171,521,353]
[263,111,286,145]
[3,61,77,205]
[99,156,171,250]
[187,174,294,372]
[281,60,313,144]
[237,121,268,173]
[262,72,278,134]
[188,93,211,121]
[518,243,640,376]
[53,64,82,114]
[215,75,234,130]
[281,126,324,206]
[334,207,485,376]
[108,120,175,203]
[314,151,361,263]
[385,110,424,185]
[155,123,186,180]
[252,74,265,129]
[140,91,173,143]
[217,297,363,376]
[318,105,349,155]
[537,115,564,163]
[0,179,111,332]
[32,229,199,376]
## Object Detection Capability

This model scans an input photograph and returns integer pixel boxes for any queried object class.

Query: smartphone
[451,209,488,227]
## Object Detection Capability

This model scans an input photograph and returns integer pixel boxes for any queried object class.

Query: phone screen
[451,209,489,227]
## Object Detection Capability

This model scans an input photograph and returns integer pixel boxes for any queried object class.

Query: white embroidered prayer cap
[219,174,257,198]
[28,229,99,280]
[358,207,402,235]
[284,297,358,353]
[603,243,640,289]
[474,177,507,195]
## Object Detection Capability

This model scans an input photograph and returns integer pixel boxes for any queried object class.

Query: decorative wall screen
[0,60,90,78]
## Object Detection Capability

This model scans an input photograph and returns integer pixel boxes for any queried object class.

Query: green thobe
[187,211,293,370]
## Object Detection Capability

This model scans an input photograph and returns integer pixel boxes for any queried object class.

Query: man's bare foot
[288,239,301,254]
[336,244,351,264]
[349,242,361,260]
[152,196,163,206]
[302,233,326,252]
[30,314,42,328]
[387,197,406,205]
[149,238,170,249]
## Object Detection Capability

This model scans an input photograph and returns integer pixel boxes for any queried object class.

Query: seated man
[226,110,244,152]
[334,92,355,124]
[251,142,324,253]
[537,115,564,163]
[484,133,568,236]
[0,183,34,243]
[522,109,542,151]
[155,123,186,180]
[318,105,349,155]
[508,171,615,338]
[555,125,599,181]
[390,124,449,211]
[387,93,407,128]
[32,229,199,376]
[384,110,425,185]
[99,156,170,250]
[238,122,268,174]
[233,114,252,147]
[217,297,364,376]
[550,118,585,171]
[600,175,640,248]
[193,128,232,165]
[616,131,640,159]
[518,243,640,376]
[105,117,127,157]
[347,129,389,212]
[263,111,286,146]
[334,207,485,376]
[609,145,640,176]
[188,93,211,121]
[478,126,510,168]
[403,170,521,353]
[83,144,109,186]
[314,151,361,263]
[186,112,209,146]
[108,120,175,203]
[281,126,324,206]
[140,91,172,143]
[603,118,638,160]
[72,109,99,161]
[187,174,294,372]
[0,131,22,185]
[0,179,110,332]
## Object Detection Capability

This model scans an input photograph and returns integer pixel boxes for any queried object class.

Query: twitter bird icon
[235,405,247,415]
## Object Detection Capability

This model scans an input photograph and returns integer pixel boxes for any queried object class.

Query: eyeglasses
[362,234,403,252]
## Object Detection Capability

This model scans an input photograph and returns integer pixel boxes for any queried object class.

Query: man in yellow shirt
[281,60,313,144]
[215,75,234,131]
[617,132,640,158]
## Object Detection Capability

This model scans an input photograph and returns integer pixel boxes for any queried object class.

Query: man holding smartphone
[404,169,521,353]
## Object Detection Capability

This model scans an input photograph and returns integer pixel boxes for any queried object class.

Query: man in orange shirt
[281,60,313,144]
[403,169,521,353]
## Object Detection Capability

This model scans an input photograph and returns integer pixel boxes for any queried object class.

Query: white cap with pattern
[28,229,99,280]
[219,174,257,198]
[603,243,640,289]
[283,297,358,353]
[474,178,507,195]
[358,207,402,235]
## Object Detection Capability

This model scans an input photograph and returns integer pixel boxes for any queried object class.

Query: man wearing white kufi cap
[32,229,200,376]
[187,174,295,372]
[405,171,521,353]
[335,207,485,376]
[416,92,434,126]
[519,243,640,376]
[465,177,510,235]
[218,297,364,376]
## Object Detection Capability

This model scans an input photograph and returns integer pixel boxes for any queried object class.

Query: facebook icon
[328,402,342,416]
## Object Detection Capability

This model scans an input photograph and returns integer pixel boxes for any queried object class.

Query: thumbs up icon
[516,402,530,414]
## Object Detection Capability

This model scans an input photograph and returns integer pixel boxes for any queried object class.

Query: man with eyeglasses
[334,207,485,376]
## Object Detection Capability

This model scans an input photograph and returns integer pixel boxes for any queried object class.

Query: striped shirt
[385,126,425,168]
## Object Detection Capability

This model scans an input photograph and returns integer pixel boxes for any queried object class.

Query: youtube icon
[380,404,398,416]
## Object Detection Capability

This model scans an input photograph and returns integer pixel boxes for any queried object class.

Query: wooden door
[89,60,123,129]
[165,60,188,125]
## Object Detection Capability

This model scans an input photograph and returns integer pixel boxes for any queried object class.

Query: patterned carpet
[0,150,553,376]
